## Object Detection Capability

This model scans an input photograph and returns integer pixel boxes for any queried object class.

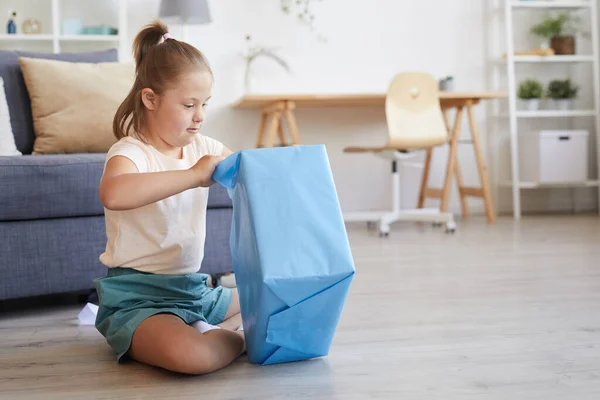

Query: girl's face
[142,70,213,153]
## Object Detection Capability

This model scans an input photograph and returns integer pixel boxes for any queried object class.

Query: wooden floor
[1,216,600,399]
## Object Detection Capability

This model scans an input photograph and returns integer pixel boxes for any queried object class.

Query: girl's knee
[128,314,239,375]
[166,338,215,375]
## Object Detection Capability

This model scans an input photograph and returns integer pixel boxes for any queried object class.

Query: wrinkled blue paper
[212,145,355,365]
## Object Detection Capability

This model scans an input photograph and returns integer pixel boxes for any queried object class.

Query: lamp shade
[159,0,212,25]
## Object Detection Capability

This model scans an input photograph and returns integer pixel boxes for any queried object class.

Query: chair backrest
[385,72,448,150]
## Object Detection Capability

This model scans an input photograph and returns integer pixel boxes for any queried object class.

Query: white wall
[126,0,597,215]
[5,0,598,215]
[123,0,496,215]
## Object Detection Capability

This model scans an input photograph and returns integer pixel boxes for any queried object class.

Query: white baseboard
[496,187,599,215]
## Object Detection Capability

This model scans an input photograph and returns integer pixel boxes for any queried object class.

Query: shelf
[502,180,600,188]
[0,34,53,41]
[512,55,595,63]
[0,34,120,42]
[516,110,596,118]
[511,1,591,9]
[59,35,120,42]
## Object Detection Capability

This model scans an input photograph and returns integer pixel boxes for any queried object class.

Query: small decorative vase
[7,11,16,34]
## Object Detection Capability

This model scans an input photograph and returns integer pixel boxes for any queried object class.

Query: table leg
[440,106,464,213]
[284,105,300,145]
[265,110,282,148]
[256,112,268,148]
[443,109,469,219]
[466,102,496,223]
[277,119,287,146]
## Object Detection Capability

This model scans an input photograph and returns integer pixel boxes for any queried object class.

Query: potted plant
[518,79,543,111]
[530,13,578,55]
[546,79,578,110]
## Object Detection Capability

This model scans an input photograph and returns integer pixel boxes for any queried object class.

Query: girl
[94,21,245,375]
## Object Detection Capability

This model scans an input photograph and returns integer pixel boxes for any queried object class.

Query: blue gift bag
[212,145,355,365]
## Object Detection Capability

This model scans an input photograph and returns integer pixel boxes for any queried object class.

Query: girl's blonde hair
[113,20,212,140]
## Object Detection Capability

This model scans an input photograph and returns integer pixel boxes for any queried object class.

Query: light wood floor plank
[1,216,600,399]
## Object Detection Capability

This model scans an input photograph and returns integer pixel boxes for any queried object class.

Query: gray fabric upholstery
[0,148,234,300]
[0,48,118,154]
[0,153,105,221]
[208,184,233,208]
[202,208,234,275]
[0,216,108,300]
[0,207,233,300]
[0,154,233,221]
[0,44,235,300]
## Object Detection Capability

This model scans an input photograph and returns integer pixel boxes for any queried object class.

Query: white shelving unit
[513,54,595,62]
[501,179,600,188]
[0,0,127,60]
[511,0,591,8]
[503,0,600,219]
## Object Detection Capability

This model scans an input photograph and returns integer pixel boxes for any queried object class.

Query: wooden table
[232,92,507,223]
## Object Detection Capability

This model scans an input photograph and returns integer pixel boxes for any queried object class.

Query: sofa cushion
[0,153,105,221]
[19,57,134,154]
[0,153,233,221]
[0,48,118,155]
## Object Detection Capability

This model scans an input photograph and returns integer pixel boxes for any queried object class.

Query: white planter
[552,99,572,110]
[520,98,540,111]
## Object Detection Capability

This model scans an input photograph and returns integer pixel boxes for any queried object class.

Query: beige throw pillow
[18,57,134,154]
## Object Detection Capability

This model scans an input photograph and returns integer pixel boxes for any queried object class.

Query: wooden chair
[343,72,456,236]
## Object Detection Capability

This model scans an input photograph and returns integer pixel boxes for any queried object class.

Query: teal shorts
[93,267,233,362]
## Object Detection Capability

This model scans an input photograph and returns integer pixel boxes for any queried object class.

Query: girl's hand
[189,155,225,187]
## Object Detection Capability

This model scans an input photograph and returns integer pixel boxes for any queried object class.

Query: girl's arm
[222,146,233,157]
[99,154,223,211]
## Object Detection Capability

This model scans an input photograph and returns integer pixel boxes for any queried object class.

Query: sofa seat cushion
[0,153,106,221]
[0,153,233,221]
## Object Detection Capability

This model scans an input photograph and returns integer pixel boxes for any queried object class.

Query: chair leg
[377,159,456,237]
[417,148,433,209]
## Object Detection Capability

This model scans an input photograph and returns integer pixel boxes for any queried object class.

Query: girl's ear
[141,88,157,111]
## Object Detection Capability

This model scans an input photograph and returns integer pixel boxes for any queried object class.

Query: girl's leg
[129,313,245,375]
[217,288,242,331]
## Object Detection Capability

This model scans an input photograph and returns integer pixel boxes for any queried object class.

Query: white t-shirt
[99,134,224,275]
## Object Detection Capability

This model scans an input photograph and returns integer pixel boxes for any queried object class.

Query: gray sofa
[0,48,233,301]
